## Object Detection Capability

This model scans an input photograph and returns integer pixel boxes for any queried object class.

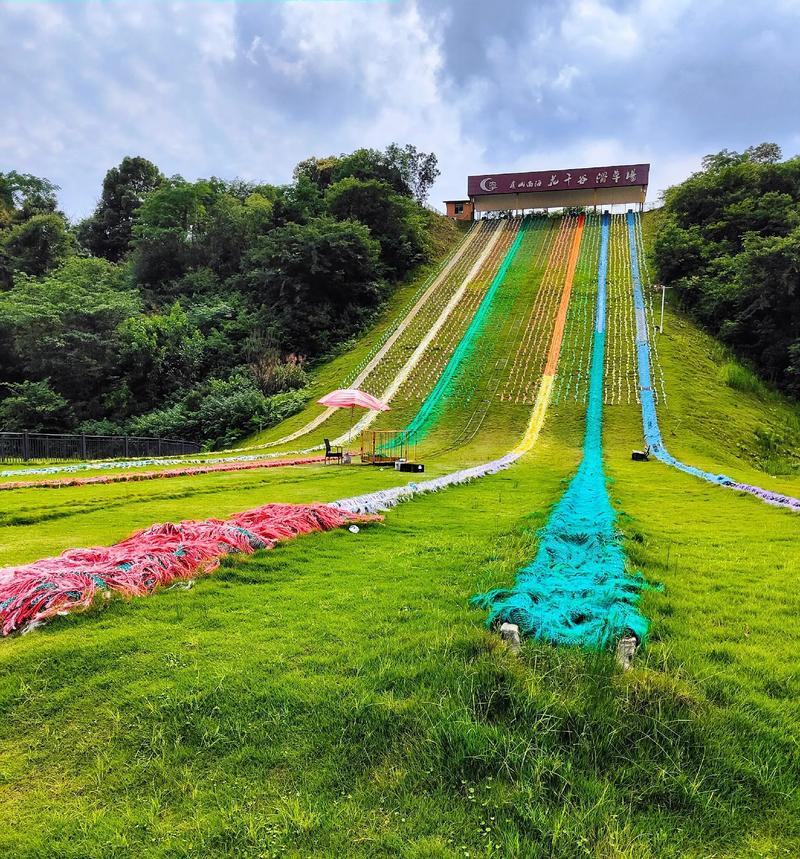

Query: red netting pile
[0,503,380,635]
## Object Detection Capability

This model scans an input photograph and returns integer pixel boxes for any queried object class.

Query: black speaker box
[398,462,424,473]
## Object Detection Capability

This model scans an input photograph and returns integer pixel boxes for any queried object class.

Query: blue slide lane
[472,214,654,649]
[627,212,800,513]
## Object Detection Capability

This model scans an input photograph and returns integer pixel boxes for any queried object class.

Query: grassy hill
[0,211,798,857]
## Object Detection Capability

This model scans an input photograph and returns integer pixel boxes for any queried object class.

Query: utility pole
[655,283,672,334]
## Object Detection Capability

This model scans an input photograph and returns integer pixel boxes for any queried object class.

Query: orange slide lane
[514,214,585,454]
[544,213,585,376]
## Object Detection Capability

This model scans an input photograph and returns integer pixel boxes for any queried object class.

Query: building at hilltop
[446,163,650,218]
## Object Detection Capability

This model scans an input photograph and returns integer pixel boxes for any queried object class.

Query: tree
[655,148,800,397]
[744,142,782,164]
[79,156,164,261]
[0,171,59,226]
[295,144,439,203]
[325,177,429,277]
[0,257,138,420]
[292,156,341,192]
[330,148,410,196]
[701,149,745,173]
[118,302,206,409]
[130,178,218,288]
[245,217,384,357]
[0,380,72,432]
[129,178,275,291]
[268,176,325,228]
[385,143,440,203]
[2,213,74,276]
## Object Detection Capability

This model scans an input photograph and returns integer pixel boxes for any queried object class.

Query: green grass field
[1,212,799,858]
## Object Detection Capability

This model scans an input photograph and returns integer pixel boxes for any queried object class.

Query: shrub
[720,362,764,395]
[125,376,307,447]
[0,379,73,432]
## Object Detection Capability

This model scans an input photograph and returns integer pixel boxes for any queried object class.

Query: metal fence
[0,432,202,463]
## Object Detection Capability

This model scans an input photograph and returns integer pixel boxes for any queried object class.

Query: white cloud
[0,0,797,217]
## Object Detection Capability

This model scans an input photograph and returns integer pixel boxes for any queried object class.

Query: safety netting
[471,215,654,649]
[0,456,324,491]
[628,212,800,513]
[0,503,380,635]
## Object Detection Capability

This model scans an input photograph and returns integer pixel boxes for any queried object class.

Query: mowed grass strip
[0,463,424,567]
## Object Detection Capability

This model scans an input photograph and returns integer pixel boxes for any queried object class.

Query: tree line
[0,145,453,446]
[654,143,800,398]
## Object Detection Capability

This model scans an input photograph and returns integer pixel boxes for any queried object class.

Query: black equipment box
[398,462,424,473]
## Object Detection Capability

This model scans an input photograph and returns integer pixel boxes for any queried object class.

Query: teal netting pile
[472,214,655,649]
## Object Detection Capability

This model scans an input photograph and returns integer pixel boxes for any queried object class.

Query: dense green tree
[330,148,410,196]
[0,143,448,441]
[0,379,72,432]
[268,176,324,228]
[130,178,277,293]
[384,143,440,203]
[292,155,341,192]
[130,178,219,287]
[0,171,59,227]
[0,258,137,416]
[1,213,74,277]
[655,145,800,396]
[245,216,384,356]
[78,156,164,261]
[118,302,205,410]
[325,177,429,277]
[743,142,783,164]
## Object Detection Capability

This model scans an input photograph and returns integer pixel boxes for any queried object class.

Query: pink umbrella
[317,388,390,443]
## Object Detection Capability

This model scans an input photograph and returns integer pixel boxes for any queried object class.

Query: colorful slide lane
[0,214,591,636]
[473,214,652,649]
[336,216,588,513]
[421,215,562,457]
[628,213,800,513]
[404,219,530,443]
[513,214,586,453]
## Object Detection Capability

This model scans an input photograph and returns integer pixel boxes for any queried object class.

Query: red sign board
[468,164,650,196]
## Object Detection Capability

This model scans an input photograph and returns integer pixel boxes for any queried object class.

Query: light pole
[654,283,672,334]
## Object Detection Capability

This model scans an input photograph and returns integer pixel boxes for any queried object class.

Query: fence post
[157,438,162,456]
[23,431,30,462]
[124,436,129,458]
[80,433,87,460]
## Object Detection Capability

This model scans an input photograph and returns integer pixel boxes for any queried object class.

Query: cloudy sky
[2,0,799,219]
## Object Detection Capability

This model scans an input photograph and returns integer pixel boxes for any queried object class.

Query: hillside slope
[0,212,798,858]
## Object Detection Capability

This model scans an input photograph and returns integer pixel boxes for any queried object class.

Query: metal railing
[0,432,201,463]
